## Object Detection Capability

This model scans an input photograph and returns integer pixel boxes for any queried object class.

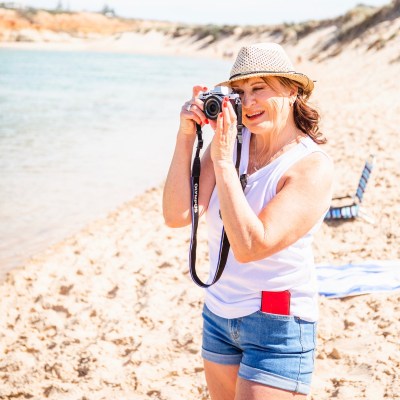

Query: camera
[199,86,241,120]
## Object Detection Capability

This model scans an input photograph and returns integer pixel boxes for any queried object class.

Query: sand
[1,11,400,400]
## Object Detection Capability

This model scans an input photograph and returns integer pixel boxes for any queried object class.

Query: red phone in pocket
[261,290,291,315]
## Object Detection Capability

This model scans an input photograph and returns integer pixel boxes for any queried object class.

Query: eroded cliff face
[0,8,139,41]
[1,1,399,62]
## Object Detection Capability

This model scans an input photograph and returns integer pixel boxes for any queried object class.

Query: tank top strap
[242,135,327,196]
[267,136,327,196]
[233,127,251,176]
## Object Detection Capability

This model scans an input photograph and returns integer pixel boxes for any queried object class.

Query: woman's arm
[211,98,333,263]
[162,86,216,227]
[162,137,216,227]
[214,152,333,263]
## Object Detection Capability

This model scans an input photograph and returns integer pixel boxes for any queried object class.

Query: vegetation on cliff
[0,0,398,60]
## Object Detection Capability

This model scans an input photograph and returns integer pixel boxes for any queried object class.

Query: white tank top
[205,128,326,322]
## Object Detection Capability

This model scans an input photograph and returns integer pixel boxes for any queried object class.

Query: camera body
[199,86,241,120]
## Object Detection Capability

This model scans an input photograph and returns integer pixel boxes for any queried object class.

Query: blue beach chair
[325,155,375,223]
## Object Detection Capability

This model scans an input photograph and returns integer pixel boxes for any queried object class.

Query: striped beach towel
[317,260,400,298]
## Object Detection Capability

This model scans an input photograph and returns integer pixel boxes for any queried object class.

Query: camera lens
[204,97,221,120]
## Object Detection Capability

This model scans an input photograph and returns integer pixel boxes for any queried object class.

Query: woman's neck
[248,126,305,174]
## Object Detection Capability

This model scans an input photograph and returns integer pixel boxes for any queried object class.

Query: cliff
[0,1,399,62]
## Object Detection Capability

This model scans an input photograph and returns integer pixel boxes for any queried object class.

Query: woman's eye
[253,87,263,91]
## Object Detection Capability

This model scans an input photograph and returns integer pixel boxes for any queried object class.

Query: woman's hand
[178,85,209,137]
[210,97,238,168]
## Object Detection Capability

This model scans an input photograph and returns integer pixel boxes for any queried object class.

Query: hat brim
[216,71,314,95]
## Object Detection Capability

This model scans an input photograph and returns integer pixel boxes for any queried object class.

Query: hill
[0,1,399,62]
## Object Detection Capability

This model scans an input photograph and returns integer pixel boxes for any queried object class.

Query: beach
[1,3,400,399]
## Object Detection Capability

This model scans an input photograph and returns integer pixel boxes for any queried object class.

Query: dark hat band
[229,70,305,80]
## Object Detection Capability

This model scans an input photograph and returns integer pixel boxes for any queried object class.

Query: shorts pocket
[257,310,295,321]
[244,311,305,353]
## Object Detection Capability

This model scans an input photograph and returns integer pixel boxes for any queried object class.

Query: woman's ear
[289,86,298,97]
[289,87,298,106]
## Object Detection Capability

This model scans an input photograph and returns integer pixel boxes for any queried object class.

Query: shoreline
[0,45,228,277]
[0,182,166,283]
[0,26,237,60]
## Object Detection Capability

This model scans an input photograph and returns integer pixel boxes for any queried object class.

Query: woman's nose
[241,92,255,108]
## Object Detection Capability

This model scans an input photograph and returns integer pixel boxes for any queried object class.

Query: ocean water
[0,49,230,272]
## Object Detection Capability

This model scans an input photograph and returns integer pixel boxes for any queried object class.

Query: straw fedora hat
[216,42,314,95]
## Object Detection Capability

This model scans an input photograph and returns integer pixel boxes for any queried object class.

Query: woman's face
[231,76,294,135]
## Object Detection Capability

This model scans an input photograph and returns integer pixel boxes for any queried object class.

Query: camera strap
[189,108,247,288]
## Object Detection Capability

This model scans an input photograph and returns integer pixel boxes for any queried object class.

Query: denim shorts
[201,304,317,395]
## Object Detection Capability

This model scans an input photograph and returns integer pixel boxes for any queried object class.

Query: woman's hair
[265,76,327,144]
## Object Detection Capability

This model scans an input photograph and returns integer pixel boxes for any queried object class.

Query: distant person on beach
[163,43,333,399]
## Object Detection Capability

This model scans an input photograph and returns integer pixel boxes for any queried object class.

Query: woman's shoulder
[278,144,334,194]
[294,143,333,175]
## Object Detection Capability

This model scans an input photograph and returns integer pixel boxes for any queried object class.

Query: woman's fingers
[178,85,209,135]
[190,103,208,125]
[192,97,205,111]
[182,102,208,126]
[222,99,230,133]
[192,85,207,100]
[224,98,237,122]
[210,98,240,163]
[216,112,224,138]
[193,108,208,125]
[181,103,199,124]
[179,85,208,126]
[221,98,236,135]
[226,98,237,123]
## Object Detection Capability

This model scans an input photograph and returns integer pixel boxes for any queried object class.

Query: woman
[163,42,333,399]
